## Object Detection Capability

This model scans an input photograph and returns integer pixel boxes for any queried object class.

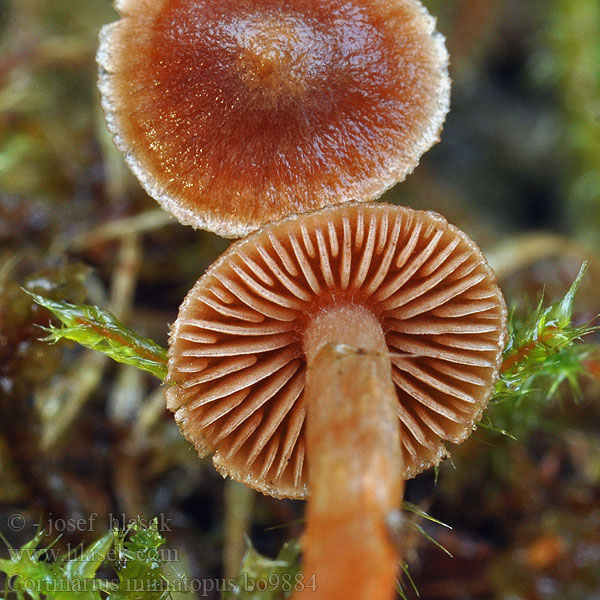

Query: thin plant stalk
[224,480,256,580]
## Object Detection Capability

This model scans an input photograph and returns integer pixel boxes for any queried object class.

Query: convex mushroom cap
[98,0,450,237]
[166,202,508,498]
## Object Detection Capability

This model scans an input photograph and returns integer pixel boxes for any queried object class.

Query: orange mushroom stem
[300,305,403,598]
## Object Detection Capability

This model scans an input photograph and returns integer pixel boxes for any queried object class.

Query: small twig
[224,481,256,580]
[52,210,174,254]
[37,234,143,450]
[486,232,597,279]
[323,342,424,362]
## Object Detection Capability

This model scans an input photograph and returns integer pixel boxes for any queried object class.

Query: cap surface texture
[98,0,450,236]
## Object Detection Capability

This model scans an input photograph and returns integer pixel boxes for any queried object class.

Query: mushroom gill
[166,202,507,499]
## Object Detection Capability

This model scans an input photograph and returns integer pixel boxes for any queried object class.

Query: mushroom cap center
[233,13,330,100]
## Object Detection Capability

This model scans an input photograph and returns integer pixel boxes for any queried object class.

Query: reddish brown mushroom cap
[166,202,507,499]
[98,0,450,237]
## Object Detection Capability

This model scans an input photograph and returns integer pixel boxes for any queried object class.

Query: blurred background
[1,1,599,598]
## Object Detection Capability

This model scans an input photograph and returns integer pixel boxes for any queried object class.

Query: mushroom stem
[297,305,403,599]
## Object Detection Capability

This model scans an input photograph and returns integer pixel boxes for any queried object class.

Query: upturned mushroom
[97,0,450,237]
[166,202,508,599]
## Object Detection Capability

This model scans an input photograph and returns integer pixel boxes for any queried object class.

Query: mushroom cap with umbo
[166,202,508,499]
[98,0,450,237]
